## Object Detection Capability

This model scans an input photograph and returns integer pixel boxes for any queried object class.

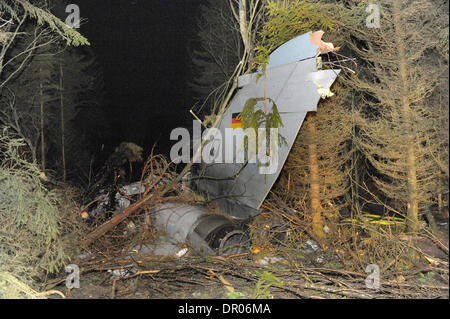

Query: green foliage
[239,97,284,133]
[0,0,89,46]
[252,270,282,299]
[0,129,75,295]
[439,27,449,57]
[417,272,441,285]
[225,291,246,299]
[224,271,283,299]
[0,271,65,299]
[238,97,286,157]
[254,0,340,65]
[2,32,102,179]
[239,98,266,131]
[348,0,448,228]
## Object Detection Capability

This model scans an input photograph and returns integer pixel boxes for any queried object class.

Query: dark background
[64,0,201,161]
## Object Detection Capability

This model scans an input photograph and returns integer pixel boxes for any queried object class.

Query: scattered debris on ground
[35,152,448,299]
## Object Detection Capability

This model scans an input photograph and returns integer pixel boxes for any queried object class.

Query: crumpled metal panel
[236,59,338,113]
[266,31,318,69]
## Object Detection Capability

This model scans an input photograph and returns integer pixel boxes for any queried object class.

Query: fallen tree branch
[83,194,156,246]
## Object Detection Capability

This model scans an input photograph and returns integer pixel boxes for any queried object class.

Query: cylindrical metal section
[153,203,205,243]
[152,203,248,255]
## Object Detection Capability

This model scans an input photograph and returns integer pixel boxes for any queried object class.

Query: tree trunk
[238,0,249,54]
[237,0,254,63]
[307,112,325,239]
[39,74,46,171]
[393,2,419,232]
[59,63,66,182]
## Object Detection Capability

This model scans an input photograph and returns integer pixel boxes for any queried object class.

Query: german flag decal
[232,112,244,129]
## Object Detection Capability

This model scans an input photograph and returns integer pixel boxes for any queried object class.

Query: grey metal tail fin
[192,31,341,219]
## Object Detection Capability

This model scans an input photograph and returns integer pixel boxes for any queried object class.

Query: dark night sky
[71,0,201,157]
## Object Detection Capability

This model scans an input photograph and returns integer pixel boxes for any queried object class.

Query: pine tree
[0,36,56,168]
[0,0,89,87]
[275,85,353,239]
[189,0,243,107]
[48,48,100,183]
[1,1,98,181]
[347,0,448,232]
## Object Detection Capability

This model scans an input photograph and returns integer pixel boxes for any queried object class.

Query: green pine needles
[238,97,286,158]
[0,129,71,296]
[0,0,90,46]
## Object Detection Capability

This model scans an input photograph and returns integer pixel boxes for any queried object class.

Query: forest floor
[58,260,448,299]
[47,222,449,300]
[39,151,448,299]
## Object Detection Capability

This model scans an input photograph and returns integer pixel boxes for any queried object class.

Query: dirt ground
[49,241,449,300]
[44,205,449,300]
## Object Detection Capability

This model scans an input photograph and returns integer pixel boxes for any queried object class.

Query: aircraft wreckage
[86,31,341,257]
